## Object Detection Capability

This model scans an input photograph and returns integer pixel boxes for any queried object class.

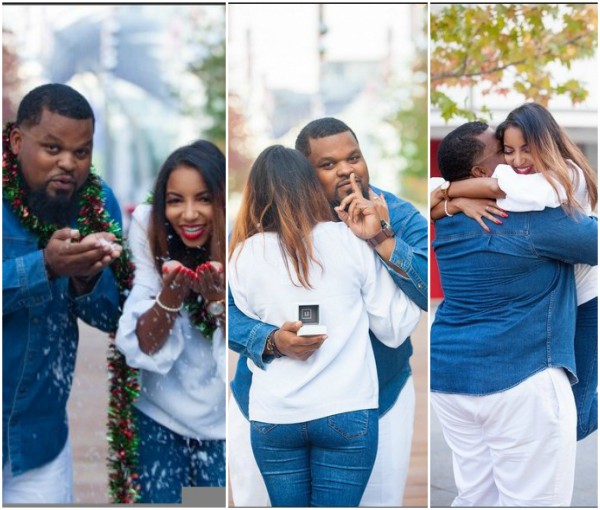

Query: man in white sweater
[228,117,428,507]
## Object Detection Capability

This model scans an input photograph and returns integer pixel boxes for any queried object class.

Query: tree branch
[431,33,589,83]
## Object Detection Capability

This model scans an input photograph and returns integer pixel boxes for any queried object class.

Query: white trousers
[228,376,415,507]
[3,435,73,504]
[431,368,576,507]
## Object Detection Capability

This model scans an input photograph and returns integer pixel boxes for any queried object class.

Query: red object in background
[430,223,443,300]
[430,139,444,300]
[430,139,441,178]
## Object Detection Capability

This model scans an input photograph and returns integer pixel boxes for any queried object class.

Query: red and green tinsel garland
[3,122,140,503]
[186,296,218,338]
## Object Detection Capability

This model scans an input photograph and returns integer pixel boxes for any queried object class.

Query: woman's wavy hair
[229,145,334,289]
[148,140,225,274]
[496,102,597,212]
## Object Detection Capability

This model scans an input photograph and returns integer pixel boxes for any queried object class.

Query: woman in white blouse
[228,145,420,507]
[116,141,226,503]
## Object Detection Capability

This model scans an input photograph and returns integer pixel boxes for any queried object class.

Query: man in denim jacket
[229,118,428,506]
[3,84,123,503]
[430,122,598,506]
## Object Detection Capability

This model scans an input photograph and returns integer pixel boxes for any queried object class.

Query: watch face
[207,301,225,316]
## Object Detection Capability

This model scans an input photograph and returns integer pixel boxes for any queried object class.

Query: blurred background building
[3,4,225,229]
[228,3,428,221]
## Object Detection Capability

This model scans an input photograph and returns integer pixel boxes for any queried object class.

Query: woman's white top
[493,163,597,305]
[229,221,421,424]
[431,162,597,304]
[116,204,226,440]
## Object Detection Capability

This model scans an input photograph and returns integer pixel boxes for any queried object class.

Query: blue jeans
[251,409,378,507]
[573,297,598,440]
[134,408,225,504]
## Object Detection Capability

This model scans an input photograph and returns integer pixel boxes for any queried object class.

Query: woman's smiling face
[165,165,213,248]
[502,126,535,175]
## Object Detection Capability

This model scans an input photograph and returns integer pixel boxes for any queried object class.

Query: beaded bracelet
[155,293,183,313]
[265,330,284,358]
[444,199,454,217]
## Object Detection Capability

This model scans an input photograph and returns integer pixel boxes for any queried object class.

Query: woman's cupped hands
[161,260,225,304]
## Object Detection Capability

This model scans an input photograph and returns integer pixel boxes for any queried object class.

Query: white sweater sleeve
[116,205,185,374]
[357,236,421,347]
[493,164,563,211]
[430,177,445,191]
[228,244,261,322]
[212,325,226,382]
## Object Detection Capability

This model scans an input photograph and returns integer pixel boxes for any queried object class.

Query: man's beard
[29,189,79,226]
[19,171,80,227]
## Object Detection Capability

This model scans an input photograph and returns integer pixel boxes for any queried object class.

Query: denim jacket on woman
[228,186,428,418]
[431,206,598,395]
[2,181,122,475]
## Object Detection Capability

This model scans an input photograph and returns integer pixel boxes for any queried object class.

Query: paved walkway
[67,322,111,504]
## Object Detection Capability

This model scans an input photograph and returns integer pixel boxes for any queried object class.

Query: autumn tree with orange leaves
[431,4,598,121]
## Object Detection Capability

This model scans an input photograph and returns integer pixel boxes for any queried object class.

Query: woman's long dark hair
[496,102,597,212]
[229,145,334,289]
[148,140,225,274]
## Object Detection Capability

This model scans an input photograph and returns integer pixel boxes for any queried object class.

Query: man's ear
[9,127,23,156]
[470,166,489,178]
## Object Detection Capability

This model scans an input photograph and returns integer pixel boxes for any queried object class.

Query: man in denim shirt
[3,84,123,503]
[229,118,428,506]
[430,122,598,506]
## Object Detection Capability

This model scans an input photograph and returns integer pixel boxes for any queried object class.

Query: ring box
[297,304,327,336]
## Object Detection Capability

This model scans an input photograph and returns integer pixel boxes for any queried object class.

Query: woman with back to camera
[228,145,420,507]
[116,141,226,503]
[431,102,598,441]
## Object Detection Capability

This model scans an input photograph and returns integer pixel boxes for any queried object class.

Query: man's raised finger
[350,172,362,195]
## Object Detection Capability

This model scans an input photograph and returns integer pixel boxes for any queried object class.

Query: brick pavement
[67,321,110,504]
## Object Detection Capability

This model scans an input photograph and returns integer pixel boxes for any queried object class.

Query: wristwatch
[440,180,452,199]
[367,220,395,248]
[206,299,225,317]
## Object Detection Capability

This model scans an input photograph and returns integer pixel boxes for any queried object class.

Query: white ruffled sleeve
[116,205,185,374]
[493,164,563,211]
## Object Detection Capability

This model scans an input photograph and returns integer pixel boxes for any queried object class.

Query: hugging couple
[227,117,428,507]
[430,102,597,506]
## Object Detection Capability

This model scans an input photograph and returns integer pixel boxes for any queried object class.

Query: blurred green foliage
[431,4,598,122]
[387,12,428,203]
[177,7,226,147]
